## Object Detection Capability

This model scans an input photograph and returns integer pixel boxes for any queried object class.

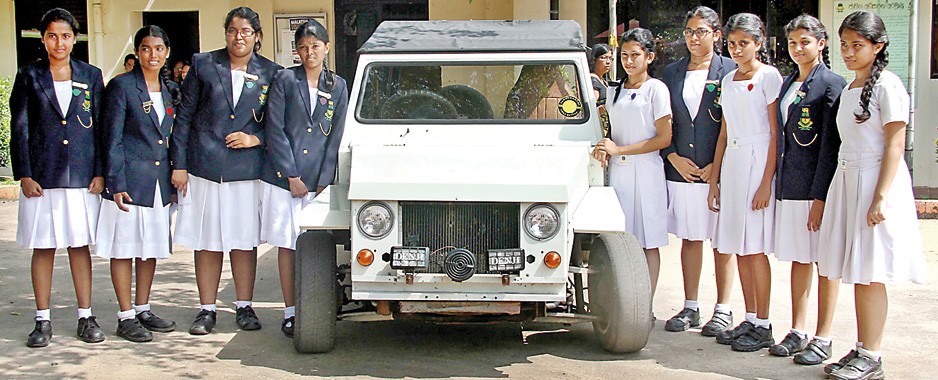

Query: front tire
[588,232,652,353]
[293,231,338,353]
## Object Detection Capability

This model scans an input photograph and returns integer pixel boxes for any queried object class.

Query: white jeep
[293,20,652,354]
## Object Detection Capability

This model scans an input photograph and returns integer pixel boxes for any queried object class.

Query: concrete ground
[0,199,934,379]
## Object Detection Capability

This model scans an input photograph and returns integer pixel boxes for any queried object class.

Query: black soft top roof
[358,20,586,54]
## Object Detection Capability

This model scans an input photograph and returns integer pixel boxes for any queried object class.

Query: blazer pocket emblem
[325,99,335,121]
[258,85,269,106]
[142,100,153,114]
[797,107,813,131]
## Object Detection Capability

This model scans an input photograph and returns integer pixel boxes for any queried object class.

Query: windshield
[356,62,588,124]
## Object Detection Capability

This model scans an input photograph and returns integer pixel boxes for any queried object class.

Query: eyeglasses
[226,28,256,37]
[683,28,713,38]
[598,55,614,61]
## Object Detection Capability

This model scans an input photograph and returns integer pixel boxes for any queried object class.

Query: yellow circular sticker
[558,96,582,117]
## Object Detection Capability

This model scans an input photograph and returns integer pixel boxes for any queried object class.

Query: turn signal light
[544,251,561,269]
[357,249,375,266]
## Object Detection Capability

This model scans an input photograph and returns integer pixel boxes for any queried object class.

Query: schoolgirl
[260,20,349,338]
[170,6,283,335]
[660,6,739,335]
[818,11,926,380]
[767,14,846,365]
[10,8,106,347]
[589,43,612,106]
[592,28,672,305]
[96,25,180,342]
[707,13,782,352]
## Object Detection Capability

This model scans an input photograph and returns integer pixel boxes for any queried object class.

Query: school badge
[82,90,92,112]
[793,90,806,105]
[798,107,813,130]
[258,85,269,106]
[325,99,335,121]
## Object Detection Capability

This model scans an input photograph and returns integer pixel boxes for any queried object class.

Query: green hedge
[0,76,11,168]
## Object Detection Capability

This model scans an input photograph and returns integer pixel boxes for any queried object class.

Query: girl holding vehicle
[260,19,349,338]
[707,12,782,353]
[592,28,672,308]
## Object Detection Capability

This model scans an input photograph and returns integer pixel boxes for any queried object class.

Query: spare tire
[379,89,458,120]
[441,85,494,119]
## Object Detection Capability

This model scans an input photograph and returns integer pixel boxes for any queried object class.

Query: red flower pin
[166,107,173,116]
[747,83,754,91]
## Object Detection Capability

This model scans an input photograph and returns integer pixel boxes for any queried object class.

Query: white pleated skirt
[16,188,100,249]
[817,155,926,285]
[666,181,717,241]
[173,175,261,253]
[773,200,819,264]
[712,139,775,256]
[95,183,171,260]
[259,182,315,250]
[608,154,669,249]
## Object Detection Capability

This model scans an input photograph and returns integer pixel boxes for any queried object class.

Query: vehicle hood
[347,144,591,202]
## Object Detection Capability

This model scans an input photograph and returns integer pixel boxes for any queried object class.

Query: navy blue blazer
[775,63,846,202]
[261,67,349,191]
[170,49,283,182]
[101,67,177,207]
[9,59,105,189]
[660,55,736,183]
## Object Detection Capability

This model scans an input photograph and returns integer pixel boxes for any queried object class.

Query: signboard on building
[830,0,913,87]
[273,13,328,68]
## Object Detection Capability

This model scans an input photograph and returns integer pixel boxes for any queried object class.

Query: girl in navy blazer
[768,15,846,365]
[10,8,106,347]
[170,6,283,335]
[259,20,349,337]
[96,25,181,342]
[660,6,739,336]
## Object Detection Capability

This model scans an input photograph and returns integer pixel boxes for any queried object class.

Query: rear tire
[293,231,338,353]
[588,232,652,353]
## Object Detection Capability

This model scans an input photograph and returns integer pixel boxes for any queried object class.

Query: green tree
[0,76,12,168]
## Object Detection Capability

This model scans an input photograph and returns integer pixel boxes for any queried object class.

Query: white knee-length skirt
[16,188,100,249]
[95,183,171,260]
[667,181,717,241]
[818,155,926,285]
[173,175,261,253]
[773,200,819,264]
[259,182,315,250]
[608,154,669,249]
[712,139,775,256]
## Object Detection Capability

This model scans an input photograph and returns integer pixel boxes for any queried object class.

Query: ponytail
[855,48,887,123]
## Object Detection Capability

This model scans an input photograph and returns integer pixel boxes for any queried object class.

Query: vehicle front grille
[400,201,520,274]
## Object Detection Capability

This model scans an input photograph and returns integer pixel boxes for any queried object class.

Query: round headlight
[357,202,393,239]
[523,203,560,240]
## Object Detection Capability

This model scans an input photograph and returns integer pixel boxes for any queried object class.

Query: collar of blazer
[132,66,173,136]
[781,63,826,131]
[211,49,265,113]
[38,59,90,119]
[293,67,333,124]
[672,54,730,125]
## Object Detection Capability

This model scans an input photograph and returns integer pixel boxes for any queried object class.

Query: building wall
[0,0,17,77]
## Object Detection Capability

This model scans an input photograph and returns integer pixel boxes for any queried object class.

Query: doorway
[142,11,200,70]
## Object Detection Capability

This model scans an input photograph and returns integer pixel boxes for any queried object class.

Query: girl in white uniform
[708,13,782,352]
[819,11,926,380]
[593,28,672,304]
[97,26,180,342]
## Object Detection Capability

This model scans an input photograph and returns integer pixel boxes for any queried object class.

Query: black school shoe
[825,350,860,374]
[116,318,153,342]
[731,325,774,352]
[189,310,217,335]
[236,306,261,331]
[829,355,885,380]
[282,317,294,338]
[26,320,52,348]
[77,316,105,343]
[793,338,832,365]
[769,331,808,357]
[137,310,176,332]
[665,308,700,332]
[701,311,733,337]
[716,320,752,345]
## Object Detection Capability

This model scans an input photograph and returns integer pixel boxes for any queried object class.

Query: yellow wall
[0,0,17,77]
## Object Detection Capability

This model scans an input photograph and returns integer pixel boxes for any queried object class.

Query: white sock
[200,304,217,312]
[683,300,699,311]
[77,308,93,319]
[133,303,151,314]
[815,336,832,345]
[236,300,252,309]
[857,347,881,361]
[284,306,296,319]
[714,303,731,314]
[790,329,808,339]
[117,309,136,321]
[35,309,51,321]
[745,312,757,324]
[755,318,770,328]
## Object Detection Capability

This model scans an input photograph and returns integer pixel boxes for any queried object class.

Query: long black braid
[839,10,889,123]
